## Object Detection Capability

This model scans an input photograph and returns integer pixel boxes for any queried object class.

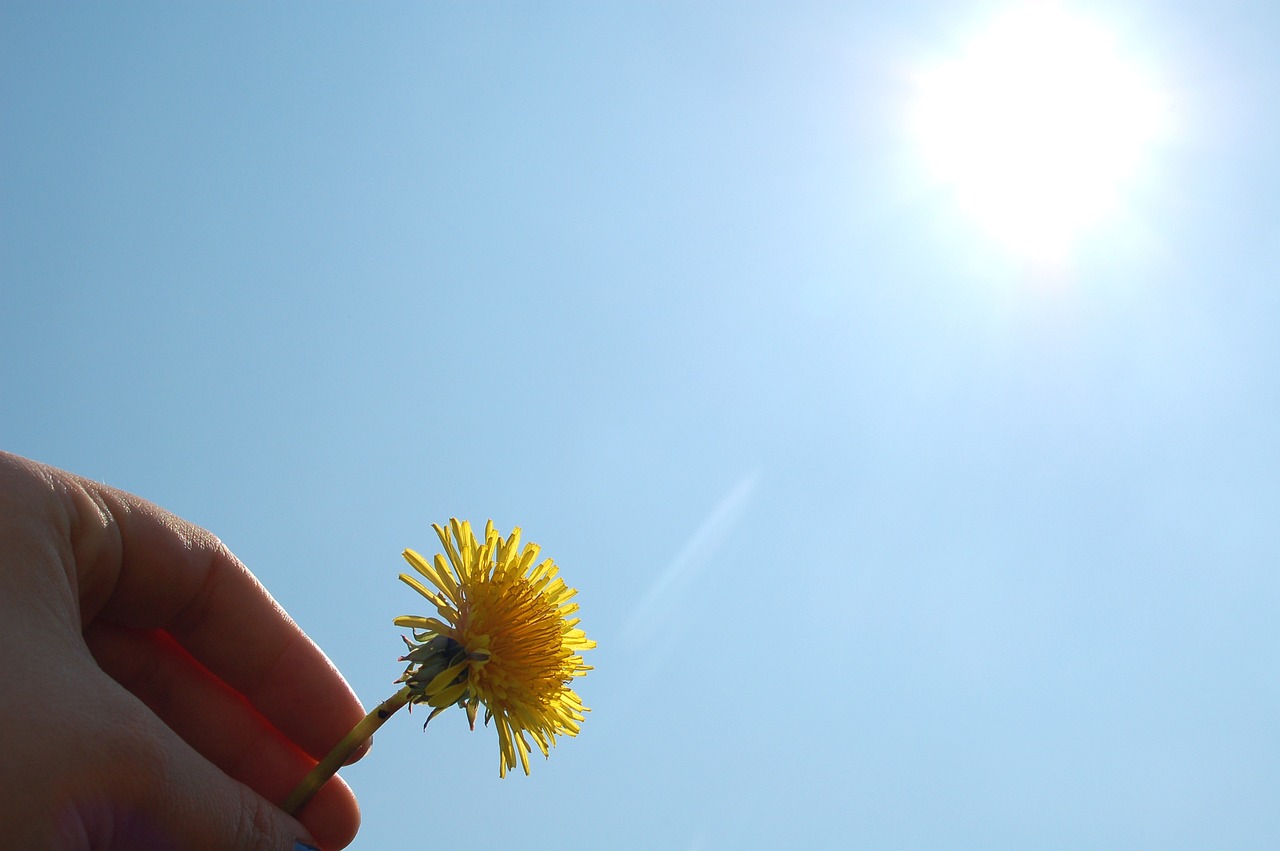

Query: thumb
[48,690,323,851]
[60,781,319,851]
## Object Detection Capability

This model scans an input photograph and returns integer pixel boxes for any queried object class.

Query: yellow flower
[394,519,596,777]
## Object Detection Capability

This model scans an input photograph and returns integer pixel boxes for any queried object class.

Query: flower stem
[282,685,414,815]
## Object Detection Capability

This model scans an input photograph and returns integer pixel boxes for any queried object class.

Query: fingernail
[295,843,320,851]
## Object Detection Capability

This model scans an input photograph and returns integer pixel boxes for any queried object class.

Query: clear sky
[3,2,1279,848]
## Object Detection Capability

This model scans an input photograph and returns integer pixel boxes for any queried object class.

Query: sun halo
[910,4,1169,263]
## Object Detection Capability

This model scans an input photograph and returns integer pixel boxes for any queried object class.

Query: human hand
[0,452,366,850]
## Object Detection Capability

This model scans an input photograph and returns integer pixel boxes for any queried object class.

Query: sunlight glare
[911,4,1169,262]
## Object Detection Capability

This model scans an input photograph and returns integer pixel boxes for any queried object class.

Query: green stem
[282,685,413,815]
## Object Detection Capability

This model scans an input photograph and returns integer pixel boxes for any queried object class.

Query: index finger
[59,465,367,762]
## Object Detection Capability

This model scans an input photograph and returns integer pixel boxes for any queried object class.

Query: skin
[0,452,366,850]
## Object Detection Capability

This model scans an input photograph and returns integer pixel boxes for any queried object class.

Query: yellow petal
[424,662,468,695]
[426,682,469,708]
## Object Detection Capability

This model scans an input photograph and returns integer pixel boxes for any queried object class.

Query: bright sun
[910,4,1169,262]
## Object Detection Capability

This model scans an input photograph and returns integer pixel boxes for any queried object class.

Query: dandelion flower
[394,518,596,777]
[280,519,596,815]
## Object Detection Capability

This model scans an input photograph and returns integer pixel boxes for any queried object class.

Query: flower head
[394,519,595,777]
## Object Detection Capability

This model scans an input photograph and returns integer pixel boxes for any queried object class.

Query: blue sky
[3,2,1279,848]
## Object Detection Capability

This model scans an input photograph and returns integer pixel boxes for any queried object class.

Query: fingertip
[343,736,372,766]
[292,772,361,850]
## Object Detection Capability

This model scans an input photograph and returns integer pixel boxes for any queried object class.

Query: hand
[0,452,365,850]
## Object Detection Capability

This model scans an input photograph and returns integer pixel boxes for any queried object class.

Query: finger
[51,466,367,763]
[85,622,361,850]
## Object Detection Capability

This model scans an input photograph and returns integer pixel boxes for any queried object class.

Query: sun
[909,3,1169,262]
